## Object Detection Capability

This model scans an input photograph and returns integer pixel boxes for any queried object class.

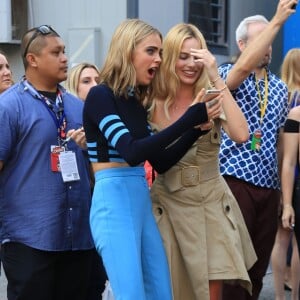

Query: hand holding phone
[202,89,221,107]
[203,89,227,120]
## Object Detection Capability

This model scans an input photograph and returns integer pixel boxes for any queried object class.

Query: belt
[162,164,219,193]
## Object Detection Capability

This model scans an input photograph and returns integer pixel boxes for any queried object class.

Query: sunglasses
[23,25,59,58]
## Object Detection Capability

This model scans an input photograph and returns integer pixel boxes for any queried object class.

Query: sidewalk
[0,265,7,299]
[259,265,291,299]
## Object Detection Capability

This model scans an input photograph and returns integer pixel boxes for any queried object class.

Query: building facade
[0,0,297,81]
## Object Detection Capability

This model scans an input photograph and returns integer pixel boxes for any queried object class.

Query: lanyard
[39,90,67,145]
[255,69,268,126]
[22,79,67,145]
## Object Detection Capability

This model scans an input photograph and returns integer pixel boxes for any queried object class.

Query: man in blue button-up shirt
[0,25,95,300]
[218,2,296,300]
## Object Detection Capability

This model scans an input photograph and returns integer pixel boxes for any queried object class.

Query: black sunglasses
[23,25,59,58]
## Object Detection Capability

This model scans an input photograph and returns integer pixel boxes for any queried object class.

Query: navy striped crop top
[83,84,208,173]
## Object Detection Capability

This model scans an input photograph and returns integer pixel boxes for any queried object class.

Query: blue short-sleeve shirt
[0,80,94,251]
[218,63,288,189]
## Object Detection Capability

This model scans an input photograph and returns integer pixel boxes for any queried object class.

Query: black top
[83,84,208,173]
[284,119,300,133]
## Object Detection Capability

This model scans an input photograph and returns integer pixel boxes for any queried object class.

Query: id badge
[58,151,80,182]
[50,145,65,172]
[250,129,262,151]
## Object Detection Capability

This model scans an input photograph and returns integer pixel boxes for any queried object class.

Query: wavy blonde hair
[150,23,211,118]
[100,19,162,102]
[281,48,300,103]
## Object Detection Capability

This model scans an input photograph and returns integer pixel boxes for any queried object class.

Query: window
[0,0,27,43]
[188,0,228,54]
[11,0,28,41]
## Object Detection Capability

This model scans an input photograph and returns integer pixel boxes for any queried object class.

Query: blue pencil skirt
[90,167,172,300]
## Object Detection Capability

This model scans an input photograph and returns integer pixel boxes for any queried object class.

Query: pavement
[0,266,7,300]
[259,268,291,299]
[0,265,291,299]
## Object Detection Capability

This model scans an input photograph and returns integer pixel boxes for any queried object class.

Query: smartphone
[204,89,227,120]
[203,89,221,103]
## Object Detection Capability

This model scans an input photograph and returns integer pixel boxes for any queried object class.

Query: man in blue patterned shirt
[218,1,297,299]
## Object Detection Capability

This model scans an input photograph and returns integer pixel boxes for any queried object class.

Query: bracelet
[219,85,227,92]
[210,75,221,85]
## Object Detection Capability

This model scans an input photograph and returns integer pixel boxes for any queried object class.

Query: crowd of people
[0,0,299,299]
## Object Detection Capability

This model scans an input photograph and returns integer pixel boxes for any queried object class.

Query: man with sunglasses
[0,25,95,300]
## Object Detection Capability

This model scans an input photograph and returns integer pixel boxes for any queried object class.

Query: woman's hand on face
[190,48,218,79]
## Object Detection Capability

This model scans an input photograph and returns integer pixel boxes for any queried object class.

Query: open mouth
[148,67,156,76]
[182,69,198,78]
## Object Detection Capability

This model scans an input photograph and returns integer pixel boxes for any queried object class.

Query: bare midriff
[91,161,129,173]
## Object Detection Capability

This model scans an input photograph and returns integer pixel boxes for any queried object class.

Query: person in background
[83,18,222,300]
[281,106,300,254]
[281,108,300,250]
[0,50,13,279]
[149,23,256,300]
[282,48,300,109]
[271,48,300,300]
[65,62,107,299]
[218,1,296,299]
[65,62,101,191]
[0,50,13,94]
[65,62,100,101]
[0,25,94,300]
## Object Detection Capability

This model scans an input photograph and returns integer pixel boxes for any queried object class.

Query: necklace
[172,98,191,111]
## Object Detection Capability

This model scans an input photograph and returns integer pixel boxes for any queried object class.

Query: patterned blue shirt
[0,80,94,251]
[218,63,288,189]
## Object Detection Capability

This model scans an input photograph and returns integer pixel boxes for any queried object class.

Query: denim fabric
[90,167,172,300]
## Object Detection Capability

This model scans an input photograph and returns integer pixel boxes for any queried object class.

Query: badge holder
[50,145,65,172]
[50,145,80,182]
[251,129,262,151]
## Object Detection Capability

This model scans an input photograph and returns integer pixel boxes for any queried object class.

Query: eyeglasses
[23,25,59,58]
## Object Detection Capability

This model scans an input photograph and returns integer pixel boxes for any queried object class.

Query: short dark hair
[21,25,60,69]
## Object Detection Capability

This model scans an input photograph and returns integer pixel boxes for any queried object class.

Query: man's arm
[226,0,296,90]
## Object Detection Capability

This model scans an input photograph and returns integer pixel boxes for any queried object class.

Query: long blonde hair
[100,19,162,102]
[151,23,210,118]
[281,48,300,104]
